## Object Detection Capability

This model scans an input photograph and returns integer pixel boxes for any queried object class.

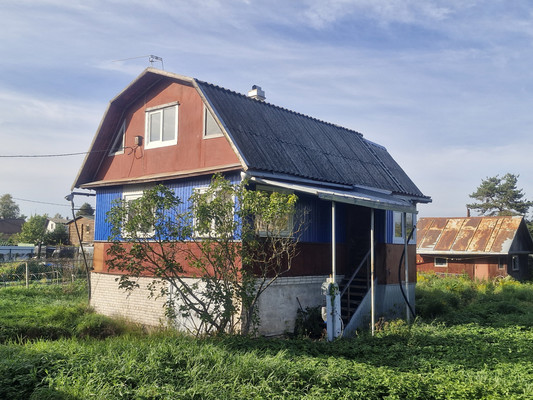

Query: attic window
[145,102,178,149]
[109,121,125,155]
[203,106,223,138]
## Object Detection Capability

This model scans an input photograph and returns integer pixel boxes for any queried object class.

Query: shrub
[293,306,325,339]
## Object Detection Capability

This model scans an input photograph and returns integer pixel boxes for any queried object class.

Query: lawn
[1,276,533,399]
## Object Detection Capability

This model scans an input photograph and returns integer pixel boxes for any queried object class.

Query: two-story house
[72,68,431,336]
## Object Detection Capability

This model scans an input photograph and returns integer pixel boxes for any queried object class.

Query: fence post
[25,262,29,288]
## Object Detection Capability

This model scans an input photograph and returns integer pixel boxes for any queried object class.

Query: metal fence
[0,256,92,287]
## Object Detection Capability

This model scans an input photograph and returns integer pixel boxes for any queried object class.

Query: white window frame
[392,211,416,245]
[145,102,178,149]
[255,185,294,238]
[122,185,154,238]
[434,257,448,267]
[109,120,126,156]
[203,105,224,138]
[193,186,235,238]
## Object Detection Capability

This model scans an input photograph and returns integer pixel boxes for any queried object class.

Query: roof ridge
[195,79,364,138]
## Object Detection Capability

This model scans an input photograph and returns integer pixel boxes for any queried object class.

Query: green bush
[293,306,324,339]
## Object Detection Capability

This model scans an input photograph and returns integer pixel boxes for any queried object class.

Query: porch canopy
[246,173,417,214]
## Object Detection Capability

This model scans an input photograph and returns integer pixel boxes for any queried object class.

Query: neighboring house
[417,216,533,281]
[67,216,95,246]
[0,218,24,243]
[72,68,431,336]
[46,217,69,233]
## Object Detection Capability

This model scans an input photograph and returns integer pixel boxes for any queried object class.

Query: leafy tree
[15,214,48,257]
[106,175,303,336]
[0,194,21,219]
[467,173,533,216]
[45,223,69,245]
[76,203,94,217]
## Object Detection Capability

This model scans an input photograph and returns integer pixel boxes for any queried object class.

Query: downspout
[371,208,375,336]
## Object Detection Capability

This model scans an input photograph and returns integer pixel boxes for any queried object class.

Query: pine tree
[467,173,532,216]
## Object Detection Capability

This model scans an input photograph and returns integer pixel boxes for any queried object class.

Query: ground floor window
[434,257,447,267]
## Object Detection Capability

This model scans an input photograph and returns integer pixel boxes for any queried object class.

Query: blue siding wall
[94,173,394,246]
[95,187,122,241]
[297,194,346,244]
[94,173,242,242]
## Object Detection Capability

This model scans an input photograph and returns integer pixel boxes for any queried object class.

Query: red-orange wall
[416,255,506,280]
[95,80,240,182]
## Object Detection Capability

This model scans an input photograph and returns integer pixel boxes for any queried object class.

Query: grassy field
[2,276,533,399]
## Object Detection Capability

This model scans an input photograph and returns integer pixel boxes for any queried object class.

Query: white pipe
[332,201,336,284]
[371,208,375,336]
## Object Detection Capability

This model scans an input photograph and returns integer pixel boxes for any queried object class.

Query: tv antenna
[113,54,164,70]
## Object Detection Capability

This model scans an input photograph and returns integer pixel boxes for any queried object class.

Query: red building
[417,216,533,280]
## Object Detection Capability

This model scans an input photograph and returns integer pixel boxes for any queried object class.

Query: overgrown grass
[2,276,533,399]
[416,273,533,327]
[0,283,130,342]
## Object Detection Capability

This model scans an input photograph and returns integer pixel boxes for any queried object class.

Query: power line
[0,150,107,158]
[12,197,73,207]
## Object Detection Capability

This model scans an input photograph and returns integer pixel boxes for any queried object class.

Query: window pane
[394,212,402,238]
[205,108,222,137]
[149,112,161,142]
[406,213,414,240]
[162,106,176,141]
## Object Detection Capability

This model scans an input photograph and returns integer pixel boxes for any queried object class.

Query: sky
[1,0,533,220]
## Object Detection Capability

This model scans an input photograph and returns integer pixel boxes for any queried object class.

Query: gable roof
[73,68,430,206]
[417,216,533,255]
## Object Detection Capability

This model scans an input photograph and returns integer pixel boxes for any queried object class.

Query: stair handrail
[340,249,371,298]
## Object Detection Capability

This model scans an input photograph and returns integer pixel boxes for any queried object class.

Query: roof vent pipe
[247,85,266,101]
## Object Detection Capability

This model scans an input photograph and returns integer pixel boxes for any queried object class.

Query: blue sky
[1,0,532,219]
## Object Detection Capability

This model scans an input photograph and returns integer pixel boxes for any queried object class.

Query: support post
[25,262,29,288]
[371,209,375,336]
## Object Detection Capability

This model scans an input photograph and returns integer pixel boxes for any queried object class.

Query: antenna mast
[112,55,164,70]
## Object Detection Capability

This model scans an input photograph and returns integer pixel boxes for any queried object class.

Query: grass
[1,275,533,399]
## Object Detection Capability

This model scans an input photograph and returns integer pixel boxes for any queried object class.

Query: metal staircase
[340,249,370,324]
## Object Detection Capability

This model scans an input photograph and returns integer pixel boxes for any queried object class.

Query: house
[46,217,69,233]
[67,215,94,246]
[72,68,431,336]
[417,216,533,281]
[0,218,24,243]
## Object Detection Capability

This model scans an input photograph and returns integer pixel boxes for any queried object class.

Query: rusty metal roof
[417,216,533,255]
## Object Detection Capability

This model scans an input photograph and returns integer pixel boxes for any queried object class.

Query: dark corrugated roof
[197,80,427,199]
